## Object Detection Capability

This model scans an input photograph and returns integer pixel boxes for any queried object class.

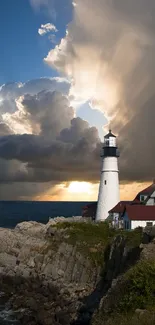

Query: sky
[0,0,71,84]
[0,0,154,201]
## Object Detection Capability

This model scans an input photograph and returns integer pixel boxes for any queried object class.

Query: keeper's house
[109,181,155,230]
[122,205,155,230]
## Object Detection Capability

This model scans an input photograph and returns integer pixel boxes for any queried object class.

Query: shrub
[92,311,155,325]
[119,227,143,248]
[118,260,155,311]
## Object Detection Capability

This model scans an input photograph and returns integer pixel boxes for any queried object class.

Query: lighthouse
[95,130,120,222]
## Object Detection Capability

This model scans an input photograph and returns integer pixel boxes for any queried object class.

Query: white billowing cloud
[38,23,58,36]
[0,78,71,136]
[2,96,33,135]
[45,0,153,117]
[44,0,155,182]
[0,77,70,115]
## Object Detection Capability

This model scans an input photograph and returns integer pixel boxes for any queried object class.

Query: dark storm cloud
[0,123,12,136]
[0,77,102,199]
[0,86,101,189]
[0,127,100,183]
[22,90,74,138]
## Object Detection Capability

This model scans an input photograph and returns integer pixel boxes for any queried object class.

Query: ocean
[0,201,95,228]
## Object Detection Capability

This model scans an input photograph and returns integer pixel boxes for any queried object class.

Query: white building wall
[146,198,154,205]
[146,190,155,205]
[96,157,120,222]
[131,220,155,229]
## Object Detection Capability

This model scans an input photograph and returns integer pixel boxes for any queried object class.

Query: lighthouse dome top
[104,129,116,139]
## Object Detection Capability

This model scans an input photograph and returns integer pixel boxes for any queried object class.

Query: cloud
[0,78,101,199]
[0,100,100,183]
[0,123,12,136]
[0,180,52,201]
[48,34,57,44]
[0,77,70,116]
[3,0,155,201]
[30,0,56,18]
[38,23,58,36]
[30,0,51,10]
[44,0,155,183]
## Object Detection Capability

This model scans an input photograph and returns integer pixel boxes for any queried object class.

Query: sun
[68,181,92,194]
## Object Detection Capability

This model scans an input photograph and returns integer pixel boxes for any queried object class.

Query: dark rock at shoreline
[0,274,91,325]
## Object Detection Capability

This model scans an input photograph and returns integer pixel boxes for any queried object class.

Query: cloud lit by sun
[68,181,92,194]
[33,181,153,202]
[34,182,99,201]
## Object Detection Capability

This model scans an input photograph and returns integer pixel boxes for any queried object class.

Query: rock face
[0,220,153,325]
[0,219,100,325]
[102,234,142,291]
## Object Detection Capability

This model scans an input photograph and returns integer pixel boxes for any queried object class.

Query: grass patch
[52,221,116,266]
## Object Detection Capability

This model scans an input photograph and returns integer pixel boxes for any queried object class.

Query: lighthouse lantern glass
[109,137,116,147]
[104,137,116,147]
[105,139,109,146]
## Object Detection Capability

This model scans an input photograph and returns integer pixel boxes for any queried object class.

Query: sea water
[0,201,95,228]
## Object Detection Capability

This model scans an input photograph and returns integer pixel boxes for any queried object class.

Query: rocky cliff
[0,218,103,325]
[0,218,152,325]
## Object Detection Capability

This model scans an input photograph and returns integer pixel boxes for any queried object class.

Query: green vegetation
[118,260,155,311]
[119,227,143,248]
[51,222,143,267]
[93,259,155,325]
[92,311,155,325]
[53,221,116,266]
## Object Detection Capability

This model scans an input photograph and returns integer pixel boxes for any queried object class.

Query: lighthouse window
[105,180,107,185]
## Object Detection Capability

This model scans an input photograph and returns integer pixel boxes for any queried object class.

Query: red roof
[109,201,131,213]
[131,199,141,204]
[126,205,155,221]
[134,182,155,201]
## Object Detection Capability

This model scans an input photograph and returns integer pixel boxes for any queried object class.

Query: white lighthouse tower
[95,130,120,222]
